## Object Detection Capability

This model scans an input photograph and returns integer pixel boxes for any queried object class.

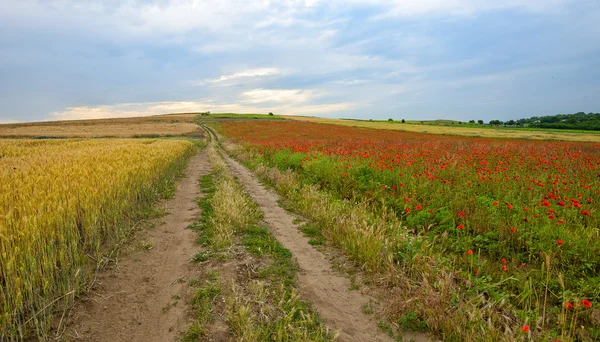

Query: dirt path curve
[205,127,429,342]
[65,150,211,341]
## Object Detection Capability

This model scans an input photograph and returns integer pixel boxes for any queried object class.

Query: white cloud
[240,89,318,104]
[49,97,358,121]
[0,118,20,124]
[192,68,285,86]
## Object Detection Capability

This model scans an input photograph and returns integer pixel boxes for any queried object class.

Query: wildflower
[521,325,529,333]
[457,224,464,230]
[467,249,473,255]
[558,201,565,206]
[524,207,529,211]
[416,205,422,211]
[474,269,478,275]
[564,301,573,309]
[519,263,525,267]
[459,211,465,217]
[502,265,508,271]
[493,201,498,206]
[510,227,515,233]
[507,202,513,210]
[556,239,563,245]
[382,185,387,190]
[405,207,411,213]
[582,299,592,308]
[581,210,590,216]
[501,259,507,264]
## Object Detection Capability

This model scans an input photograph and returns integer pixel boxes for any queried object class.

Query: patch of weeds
[242,225,297,288]
[361,302,374,314]
[182,276,222,340]
[139,240,153,251]
[299,224,325,246]
[191,251,209,263]
[378,320,395,337]
[397,312,428,332]
[348,275,361,290]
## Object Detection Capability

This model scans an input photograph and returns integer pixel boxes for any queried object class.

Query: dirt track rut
[204,127,429,342]
[65,151,211,341]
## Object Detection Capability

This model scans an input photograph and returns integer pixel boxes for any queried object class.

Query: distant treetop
[515,112,600,131]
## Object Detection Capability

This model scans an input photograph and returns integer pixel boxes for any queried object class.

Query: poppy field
[216,121,600,341]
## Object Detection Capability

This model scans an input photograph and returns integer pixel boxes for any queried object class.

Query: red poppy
[405,207,411,213]
[557,239,563,245]
[558,201,565,206]
[457,224,464,230]
[459,211,465,217]
[502,265,508,271]
[382,185,387,190]
[510,227,515,233]
[519,263,525,267]
[474,269,478,275]
[507,202,513,210]
[521,325,529,333]
[416,205,422,210]
[493,201,498,206]
[501,259,507,264]
[467,249,473,255]
[564,301,573,309]
[581,210,590,216]
[582,299,592,308]
[524,207,529,211]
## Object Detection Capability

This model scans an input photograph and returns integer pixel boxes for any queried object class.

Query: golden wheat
[0,138,195,339]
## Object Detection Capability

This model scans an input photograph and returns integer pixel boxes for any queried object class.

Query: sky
[0,0,599,124]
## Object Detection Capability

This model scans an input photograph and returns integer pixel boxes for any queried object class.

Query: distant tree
[458,121,462,124]
[489,120,504,126]
[469,120,475,124]
[268,112,274,116]
[388,118,394,122]
[478,120,484,125]
[401,119,406,123]
[506,119,516,126]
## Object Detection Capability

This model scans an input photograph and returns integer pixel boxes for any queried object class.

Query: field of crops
[216,121,600,341]
[0,139,195,339]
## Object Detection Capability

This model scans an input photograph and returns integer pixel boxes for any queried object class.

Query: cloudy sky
[0,0,599,123]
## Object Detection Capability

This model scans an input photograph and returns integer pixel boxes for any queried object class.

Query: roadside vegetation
[216,120,600,341]
[183,137,333,341]
[0,139,197,339]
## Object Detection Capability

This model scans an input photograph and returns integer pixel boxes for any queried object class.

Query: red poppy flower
[564,301,573,309]
[457,224,464,230]
[582,299,592,308]
[558,201,565,206]
[493,201,498,206]
[405,207,411,213]
[467,249,473,255]
[507,202,513,210]
[459,211,465,217]
[519,263,525,267]
[521,325,529,333]
[502,265,508,271]
[416,205,422,210]
[524,207,529,211]
[556,239,563,245]
[581,210,590,216]
[510,227,515,233]
[501,259,507,264]
[474,269,478,275]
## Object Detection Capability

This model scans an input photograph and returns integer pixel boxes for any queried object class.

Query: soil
[63,150,211,341]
